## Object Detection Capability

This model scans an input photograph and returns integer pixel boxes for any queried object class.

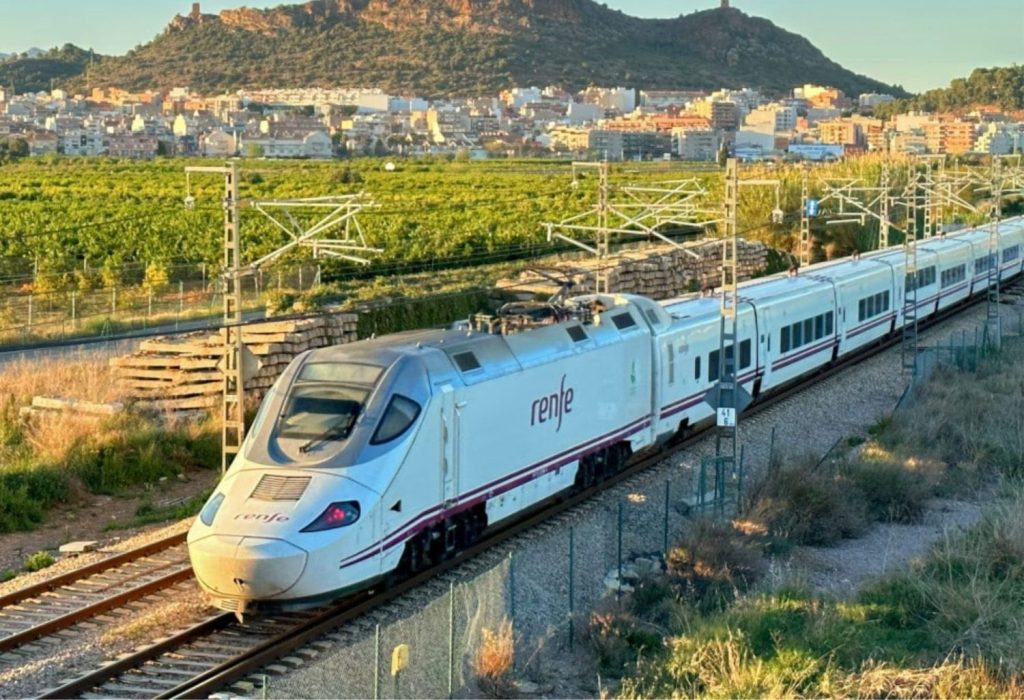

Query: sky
[0,0,1020,93]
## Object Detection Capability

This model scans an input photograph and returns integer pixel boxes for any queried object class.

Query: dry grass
[0,357,122,405]
[473,618,517,698]
[0,357,124,463]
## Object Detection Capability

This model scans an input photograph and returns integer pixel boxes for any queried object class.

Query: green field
[2,155,971,287]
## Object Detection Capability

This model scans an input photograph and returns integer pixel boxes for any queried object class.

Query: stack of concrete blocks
[110,314,359,413]
[500,239,771,301]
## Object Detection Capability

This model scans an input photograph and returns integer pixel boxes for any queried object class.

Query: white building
[241,129,332,158]
[974,123,1020,155]
[744,103,797,132]
[566,102,603,124]
[672,128,720,161]
[858,93,895,111]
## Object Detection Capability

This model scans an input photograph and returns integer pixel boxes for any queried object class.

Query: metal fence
[0,263,324,349]
[258,453,750,699]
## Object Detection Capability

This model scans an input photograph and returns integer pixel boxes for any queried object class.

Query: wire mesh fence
[0,263,324,348]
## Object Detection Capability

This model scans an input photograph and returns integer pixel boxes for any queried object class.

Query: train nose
[190,535,308,599]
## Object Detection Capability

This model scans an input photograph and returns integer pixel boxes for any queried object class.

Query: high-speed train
[188,216,1024,615]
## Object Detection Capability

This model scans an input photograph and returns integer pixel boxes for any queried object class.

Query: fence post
[111,287,117,319]
[27,294,33,331]
[568,527,575,650]
[178,281,184,330]
[616,502,623,601]
[373,623,381,700]
[662,480,671,555]
[299,266,304,291]
[147,288,153,326]
[448,581,455,698]
[71,292,77,329]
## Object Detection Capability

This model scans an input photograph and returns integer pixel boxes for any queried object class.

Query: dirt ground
[0,467,221,577]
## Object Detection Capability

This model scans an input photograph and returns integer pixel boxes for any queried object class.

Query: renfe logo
[531,374,575,432]
[234,512,291,524]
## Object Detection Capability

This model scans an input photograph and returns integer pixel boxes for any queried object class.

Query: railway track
[38,278,1024,700]
[0,533,192,667]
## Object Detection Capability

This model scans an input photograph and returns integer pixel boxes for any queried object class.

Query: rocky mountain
[78,0,903,97]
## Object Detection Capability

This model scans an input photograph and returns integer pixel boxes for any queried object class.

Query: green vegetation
[75,4,900,97]
[104,490,214,531]
[877,65,1024,116]
[597,342,1024,697]
[23,550,56,572]
[0,44,98,95]
[0,364,220,535]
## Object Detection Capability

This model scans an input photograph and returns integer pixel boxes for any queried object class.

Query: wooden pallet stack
[110,314,359,413]
[499,240,771,301]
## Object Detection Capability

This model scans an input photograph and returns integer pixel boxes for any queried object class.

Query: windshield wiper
[298,416,355,454]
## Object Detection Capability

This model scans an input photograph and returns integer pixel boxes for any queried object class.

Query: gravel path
[786,498,988,597]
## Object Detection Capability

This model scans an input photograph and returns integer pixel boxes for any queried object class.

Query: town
[1,79,1021,162]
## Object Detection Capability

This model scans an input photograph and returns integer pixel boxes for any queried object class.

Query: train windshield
[278,363,384,449]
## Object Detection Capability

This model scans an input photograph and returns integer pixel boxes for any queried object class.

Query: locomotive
[188,216,1024,615]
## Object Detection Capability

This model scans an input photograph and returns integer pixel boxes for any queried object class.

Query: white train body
[188,216,1024,612]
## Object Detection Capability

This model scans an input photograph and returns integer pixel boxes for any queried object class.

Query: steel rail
[0,532,187,609]
[0,565,194,654]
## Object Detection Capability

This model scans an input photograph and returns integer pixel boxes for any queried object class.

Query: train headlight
[199,492,226,527]
[301,501,361,533]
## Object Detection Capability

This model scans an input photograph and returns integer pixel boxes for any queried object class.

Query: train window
[1003,245,1020,263]
[299,362,383,386]
[646,308,660,325]
[708,350,720,382]
[883,291,890,311]
[815,315,825,340]
[667,344,675,385]
[792,322,802,348]
[826,312,834,335]
[612,313,637,330]
[781,326,790,353]
[452,352,481,373]
[803,319,814,344]
[279,384,367,445]
[858,299,866,322]
[694,356,701,381]
[371,395,422,445]
[566,325,588,343]
[740,339,752,369]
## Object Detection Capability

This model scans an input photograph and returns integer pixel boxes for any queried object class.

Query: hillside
[0,45,97,94]
[77,0,903,97]
[876,65,1024,116]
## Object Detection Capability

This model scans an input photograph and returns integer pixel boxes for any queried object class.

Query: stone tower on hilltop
[721,0,730,8]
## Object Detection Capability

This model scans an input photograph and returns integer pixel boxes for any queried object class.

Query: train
[188,216,1024,616]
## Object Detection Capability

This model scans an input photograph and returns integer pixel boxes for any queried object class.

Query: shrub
[66,415,218,495]
[847,459,931,523]
[24,550,55,572]
[666,519,763,611]
[0,465,69,533]
[473,620,516,698]
[587,605,663,677]
[745,462,868,548]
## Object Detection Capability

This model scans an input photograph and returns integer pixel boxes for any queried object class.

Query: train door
[440,385,461,510]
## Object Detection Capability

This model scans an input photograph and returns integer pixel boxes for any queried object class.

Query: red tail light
[301,501,361,532]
